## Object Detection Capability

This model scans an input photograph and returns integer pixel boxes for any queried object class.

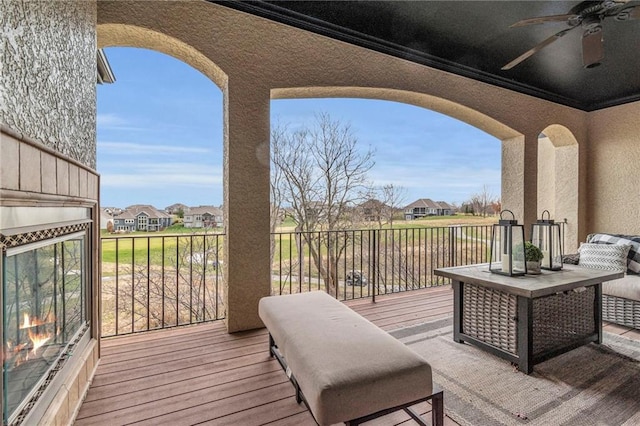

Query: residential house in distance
[184,205,224,229]
[165,202,188,215]
[100,206,123,230]
[113,204,172,232]
[99,208,114,230]
[404,199,455,220]
[357,199,392,222]
[102,206,123,216]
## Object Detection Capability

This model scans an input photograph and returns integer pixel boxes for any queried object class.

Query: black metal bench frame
[268,333,444,426]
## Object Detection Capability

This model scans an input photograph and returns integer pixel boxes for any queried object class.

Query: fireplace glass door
[2,231,88,423]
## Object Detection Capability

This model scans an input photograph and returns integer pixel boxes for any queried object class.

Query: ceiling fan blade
[510,13,578,28]
[501,28,574,70]
[582,27,604,68]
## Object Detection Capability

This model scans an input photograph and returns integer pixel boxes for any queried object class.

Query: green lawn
[101,218,492,272]
[102,233,224,265]
[101,223,223,237]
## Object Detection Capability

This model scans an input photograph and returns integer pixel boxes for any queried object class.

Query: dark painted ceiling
[217,1,640,111]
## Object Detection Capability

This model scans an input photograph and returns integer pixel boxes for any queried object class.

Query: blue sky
[97,47,500,209]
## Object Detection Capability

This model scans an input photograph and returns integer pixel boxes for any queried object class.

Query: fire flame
[10,313,56,359]
[20,313,51,329]
[27,329,52,357]
[3,340,27,366]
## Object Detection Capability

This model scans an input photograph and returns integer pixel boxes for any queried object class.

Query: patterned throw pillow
[586,233,640,274]
[578,243,631,273]
[562,253,580,265]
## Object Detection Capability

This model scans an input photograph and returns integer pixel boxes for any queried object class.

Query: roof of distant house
[405,198,454,210]
[165,203,188,211]
[358,199,390,209]
[435,201,454,210]
[185,205,223,216]
[100,209,114,222]
[124,204,171,219]
[116,210,135,220]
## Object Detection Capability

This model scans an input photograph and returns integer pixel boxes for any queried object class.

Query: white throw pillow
[578,243,631,273]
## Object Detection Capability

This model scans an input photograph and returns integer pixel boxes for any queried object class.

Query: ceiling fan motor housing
[503,0,639,70]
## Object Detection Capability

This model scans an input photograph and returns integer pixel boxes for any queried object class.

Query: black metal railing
[100,223,536,336]
[101,233,224,337]
[270,225,493,301]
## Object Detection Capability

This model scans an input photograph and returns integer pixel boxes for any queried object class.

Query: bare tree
[468,184,496,217]
[270,122,288,238]
[358,184,407,229]
[271,112,375,295]
[491,199,502,216]
[379,183,407,228]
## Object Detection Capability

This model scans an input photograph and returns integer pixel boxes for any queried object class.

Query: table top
[434,263,625,298]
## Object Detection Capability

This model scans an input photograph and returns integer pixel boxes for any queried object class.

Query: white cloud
[369,164,500,204]
[97,113,127,127]
[99,141,211,154]
[100,162,222,189]
[96,114,148,132]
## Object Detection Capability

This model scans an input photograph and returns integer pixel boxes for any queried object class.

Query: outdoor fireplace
[1,208,91,425]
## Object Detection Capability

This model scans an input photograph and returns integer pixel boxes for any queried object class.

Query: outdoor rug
[390,318,640,426]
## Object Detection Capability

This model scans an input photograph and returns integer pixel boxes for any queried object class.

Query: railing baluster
[162,237,165,328]
[384,229,388,294]
[416,228,421,289]
[189,235,193,325]
[102,224,495,337]
[147,236,150,332]
[278,233,282,295]
[131,237,135,334]
[215,235,220,319]
[289,232,293,294]
[115,238,119,334]
[176,235,179,327]
[202,235,207,321]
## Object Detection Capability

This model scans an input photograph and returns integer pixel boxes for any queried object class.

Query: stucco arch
[97,23,228,90]
[537,125,579,251]
[272,86,520,141]
[273,85,534,225]
[94,9,553,332]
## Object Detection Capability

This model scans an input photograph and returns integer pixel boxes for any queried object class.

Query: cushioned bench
[258,291,443,426]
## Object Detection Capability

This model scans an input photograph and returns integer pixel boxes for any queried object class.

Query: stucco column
[223,80,271,333]
[501,133,538,237]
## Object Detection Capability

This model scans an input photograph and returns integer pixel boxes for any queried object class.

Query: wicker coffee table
[434,264,624,374]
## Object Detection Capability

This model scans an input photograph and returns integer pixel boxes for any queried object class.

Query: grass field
[101,233,224,265]
[101,215,495,272]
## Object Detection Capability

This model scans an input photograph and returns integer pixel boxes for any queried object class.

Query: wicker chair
[566,234,640,330]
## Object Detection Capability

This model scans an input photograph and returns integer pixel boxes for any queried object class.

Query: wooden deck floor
[75,286,640,426]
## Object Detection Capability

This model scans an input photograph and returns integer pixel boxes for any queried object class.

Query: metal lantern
[531,210,563,271]
[489,210,527,276]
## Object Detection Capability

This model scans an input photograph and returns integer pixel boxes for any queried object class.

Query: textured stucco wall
[96,1,595,331]
[537,134,580,251]
[537,137,556,215]
[1,0,97,168]
[96,0,594,330]
[588,102,640,235]
[1,2,99,424]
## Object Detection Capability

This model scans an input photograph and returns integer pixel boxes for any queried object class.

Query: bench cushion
[259,291,433,426]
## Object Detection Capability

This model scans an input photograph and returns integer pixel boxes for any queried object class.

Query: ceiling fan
[502,0,640,70]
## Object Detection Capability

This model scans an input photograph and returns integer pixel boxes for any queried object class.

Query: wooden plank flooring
[75,285,639,426]
[75,287,453,426]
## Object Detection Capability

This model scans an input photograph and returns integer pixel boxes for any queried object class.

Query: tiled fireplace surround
[1,125,100,425]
